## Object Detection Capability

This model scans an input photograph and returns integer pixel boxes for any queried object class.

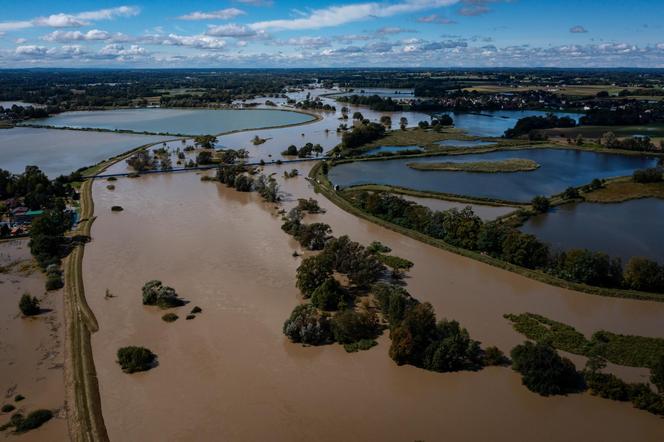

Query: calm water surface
[451,110,584,137]
[522,198,664,264]
[32,108,315,135]
[0,127,166,177]
[329,148,658,202]
[363,145,423,156]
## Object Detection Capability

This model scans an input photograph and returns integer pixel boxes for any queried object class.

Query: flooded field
[329,148,659,202]
[82,158,664,441]
[0,240,67,441]
[522,198,664,264]
[32,108,315,136]
[0,127,166,177]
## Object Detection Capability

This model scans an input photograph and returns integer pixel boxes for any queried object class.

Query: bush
[633,168,663,183]
[142,280,184,308]
[45,274,63,290]
[283,304,333,345]
[331,309,381,344]
[510,341,585,396]
[296,198,322,213]
[161,313,178,323]
[623,257,664,293]
[186,314,196,320]
[344,339,377,353]
[14,409,53,433]
[296,255,333,298]
[19,294,40,316]
[483,346,510,366]
[372,283,418,326]
[553,249,623,287]
[311,278,347,311]
[190,306,202,314]
[14,395,24,402]
[110,206,123,212]
[1,404,15,413]
[117,346,157,373]
[652,355,664,394]
[531,195,550,213]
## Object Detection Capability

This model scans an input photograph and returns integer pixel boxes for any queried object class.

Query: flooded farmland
[81,159,664,441]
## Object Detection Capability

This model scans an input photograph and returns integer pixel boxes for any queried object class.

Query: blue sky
[1,0,663,68]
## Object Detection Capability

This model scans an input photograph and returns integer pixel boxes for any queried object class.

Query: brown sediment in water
[82,160,664,441]
[0,239,68,441]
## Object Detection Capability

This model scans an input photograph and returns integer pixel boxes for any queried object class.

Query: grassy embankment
[406,158,539,173]
[583,177,664,203]
[504,312,664,368]
[310,161,663,302]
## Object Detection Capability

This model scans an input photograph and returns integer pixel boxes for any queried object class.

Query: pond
[329,148,658,202]
[31,108,316,136]
[362,146,423,156]
[521,198,664,264]
[449,110,584,137]
[438,139,495,148]
[0,127,167,177]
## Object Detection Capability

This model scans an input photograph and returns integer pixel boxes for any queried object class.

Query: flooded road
[83,158,664,441]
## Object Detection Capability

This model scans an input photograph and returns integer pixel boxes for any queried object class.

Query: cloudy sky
[1,0,663,68]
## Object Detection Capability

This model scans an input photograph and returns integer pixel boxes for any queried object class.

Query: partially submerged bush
[14,409,53,433]
[283,304,333,345]
[45,264,63,291]
[117,346,157,373]
[161,313,178,323]
[510,341,585,396]
[331,309,381,344]
[190,306,202,314]
[110,206,124,212]
[1,404,15,413]
[186,314,196,320]
[19,294,40,316]
[142,280,184,309]
[483,346,511,366]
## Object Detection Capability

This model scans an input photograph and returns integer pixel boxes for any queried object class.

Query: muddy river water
[82,155,664,441]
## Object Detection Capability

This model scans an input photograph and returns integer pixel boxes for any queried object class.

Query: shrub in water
[142,280,184,309]
[190,306,202,314]
[1,404,15,413]
[15,409,53,433]
[117,346,157,373]
[283,304,333,345]
[161,313,178,323]
[19,294,40,316]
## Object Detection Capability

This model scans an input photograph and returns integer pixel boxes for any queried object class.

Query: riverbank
[311,162,664,302]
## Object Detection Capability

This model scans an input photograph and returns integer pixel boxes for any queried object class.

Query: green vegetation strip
[310,162,664,302]
[406,158,540,173]
[504,313,664,368]
[584,178,664,203]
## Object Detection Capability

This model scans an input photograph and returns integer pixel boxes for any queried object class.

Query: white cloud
[178,8,246,21]
[417,14,457,24]
[206,24,262,38]
[163,34,227,50]
[42,29,127,42]
[0,6,139,32]
[249,0,461,31]
[375,26,416,35]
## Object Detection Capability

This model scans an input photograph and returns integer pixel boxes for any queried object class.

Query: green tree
[283,304,333,345]
[19,294,40,316]
[651,354,664,394]
[117,346,157,373]
[331,309,381,344]
[295,254,333,298]
[531,195,550,213]
[510,341,584,396]
[311,278,347,311]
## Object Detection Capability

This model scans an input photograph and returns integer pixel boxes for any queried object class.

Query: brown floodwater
[0,240,68,441]
[83,159,664,441]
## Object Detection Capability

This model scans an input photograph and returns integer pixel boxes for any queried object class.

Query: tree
[380,115,392,128]
[126,151,154,172]
[651,355,664,394]
[531,196,550,213]
[352,111,363,120]
[117,346,157,373]
[389,302,437,366]
[194,135,217,149]
[29,202,73,268]
[282,145,298,156]
[141,280,184,308]
[311,278,347,311]
[283,304,333,345]
[623,257,664,293]
[501,231,550,269]
[399,117,408,130]
[295,254,333,298]
[562,187,580,200]
[196,150,213,165]
[437,114,454,126]
[510,341,584,396]
[19,293,40,316]
[293,222,332,251]
[331,309,381,344]
[554,249,623,287]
